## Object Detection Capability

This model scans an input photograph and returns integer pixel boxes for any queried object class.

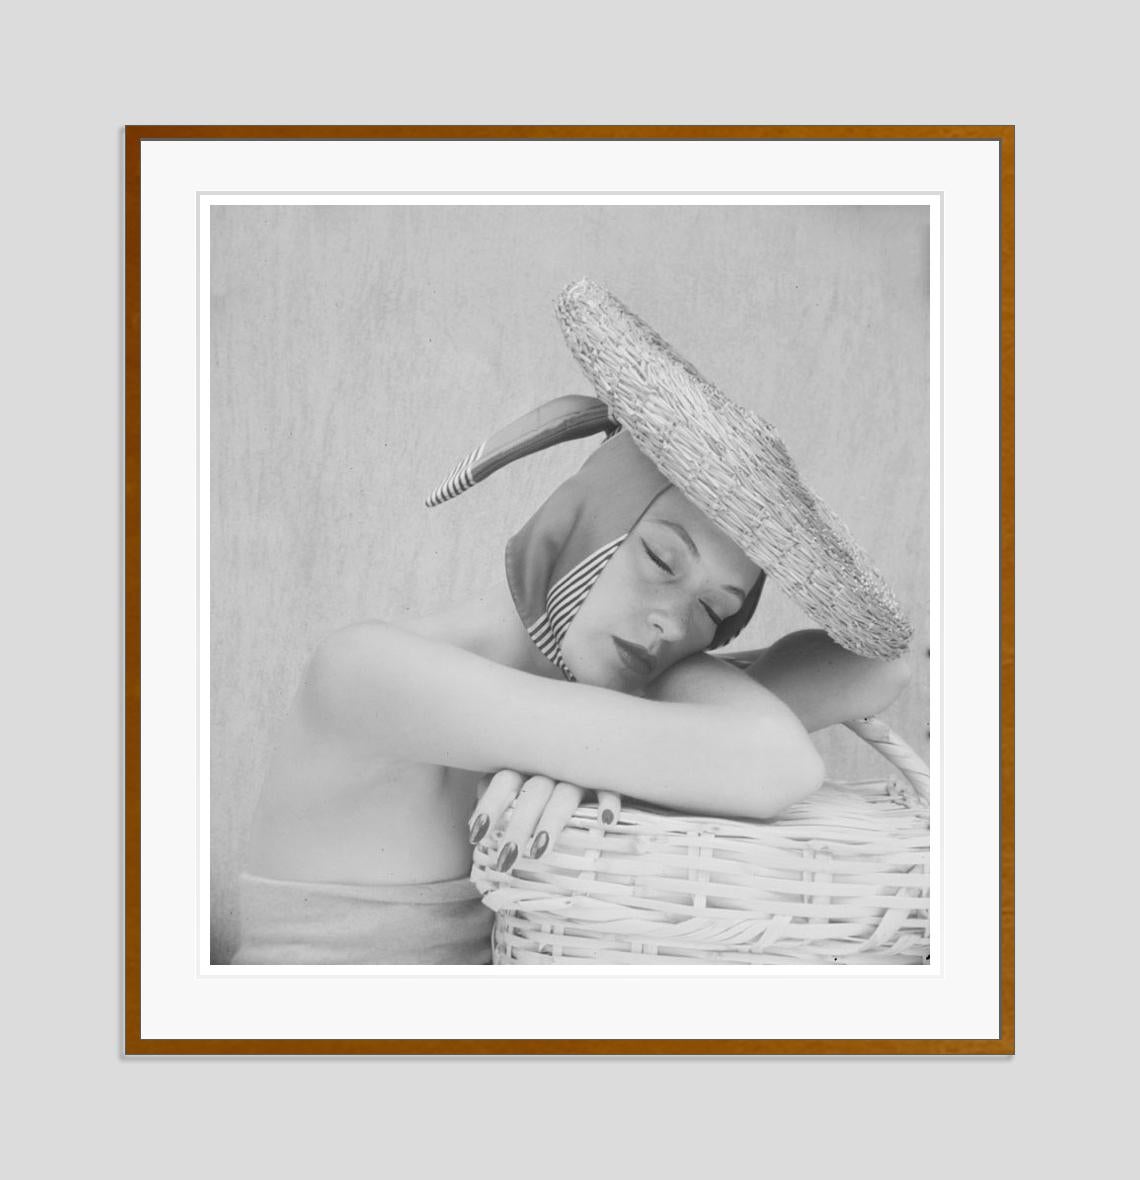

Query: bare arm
[303,622,824,820]
[726,630,914,734]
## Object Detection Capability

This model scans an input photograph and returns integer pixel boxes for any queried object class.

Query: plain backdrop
[7,1,1136,1177]
[210,203,929,962]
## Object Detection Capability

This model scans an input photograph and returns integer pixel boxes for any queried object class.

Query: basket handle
[844,716,930,804]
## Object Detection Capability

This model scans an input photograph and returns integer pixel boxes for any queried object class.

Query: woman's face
[560,487,762,692]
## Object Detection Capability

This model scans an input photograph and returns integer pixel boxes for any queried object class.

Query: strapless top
[230,871,494,965]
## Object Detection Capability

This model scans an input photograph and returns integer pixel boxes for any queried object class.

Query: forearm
[305,624,822,820]
[638,653,825,818]
[607,707,824,819]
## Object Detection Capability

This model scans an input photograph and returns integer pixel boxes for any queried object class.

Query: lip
[612,636,656,678]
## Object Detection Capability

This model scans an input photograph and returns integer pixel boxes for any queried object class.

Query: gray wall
[21,0,1133,1163]
[211,204,930,963]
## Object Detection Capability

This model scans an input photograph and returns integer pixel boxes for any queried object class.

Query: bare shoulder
[300,616,496,746]
[310,613,460,666]
[307,618,396,677]
[302,620,419,736]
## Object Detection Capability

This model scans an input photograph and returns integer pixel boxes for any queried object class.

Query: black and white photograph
[208,201,932,970]
[19,0,1140,1158]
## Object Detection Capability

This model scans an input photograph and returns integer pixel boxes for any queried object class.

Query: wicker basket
[470,717,930,965]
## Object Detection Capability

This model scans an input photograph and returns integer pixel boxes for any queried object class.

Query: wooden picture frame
[125,125,1013,1054]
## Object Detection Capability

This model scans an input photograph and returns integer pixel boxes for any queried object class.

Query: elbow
[864,652,914,718]
[799,742,827,799]
[742,729,826,821]
[774,742,826,818]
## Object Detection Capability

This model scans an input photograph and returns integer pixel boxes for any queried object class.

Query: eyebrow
[655,520,748,603]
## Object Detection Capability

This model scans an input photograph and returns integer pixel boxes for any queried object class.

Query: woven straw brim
[556,278,913,659]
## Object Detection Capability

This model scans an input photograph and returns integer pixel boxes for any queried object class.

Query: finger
[597,789,622,828]
[526,781,585,860]
[466,773,494,843]
[468,769,523,845]
[496,775,556,872]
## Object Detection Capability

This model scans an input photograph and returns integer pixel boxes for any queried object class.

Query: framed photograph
[125,125,1013,1054]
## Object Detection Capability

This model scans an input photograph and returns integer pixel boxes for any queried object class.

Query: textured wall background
[210,204,930,963]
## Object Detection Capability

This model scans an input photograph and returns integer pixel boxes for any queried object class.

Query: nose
[645,597,687,646]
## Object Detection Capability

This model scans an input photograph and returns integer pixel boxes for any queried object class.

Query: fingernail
[468,814,489,845]
[601,809,615,826]
[528,831,549,860]
[496,842,518,873]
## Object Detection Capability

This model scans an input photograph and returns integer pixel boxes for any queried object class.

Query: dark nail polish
[601,809,615,826]
[529,831,549,860]
[496,842,518,873]
[468,814,489,845]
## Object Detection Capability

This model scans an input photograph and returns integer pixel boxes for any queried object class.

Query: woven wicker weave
[470,717,930,965]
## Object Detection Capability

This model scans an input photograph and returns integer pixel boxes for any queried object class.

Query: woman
[231,279,914,965]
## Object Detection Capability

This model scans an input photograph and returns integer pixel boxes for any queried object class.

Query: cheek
[556,559,641,679]
[573,553,639,630]
[561,588,620,656]
[557,613,621,689]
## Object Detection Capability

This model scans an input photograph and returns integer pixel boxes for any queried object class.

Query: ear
[425,395,615,507]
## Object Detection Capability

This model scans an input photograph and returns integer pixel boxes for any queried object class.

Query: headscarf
[506,430,765,679]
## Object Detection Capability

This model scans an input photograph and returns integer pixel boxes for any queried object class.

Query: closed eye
[644,541,724,627]
[701,602,724,627]
[641,541,673,575]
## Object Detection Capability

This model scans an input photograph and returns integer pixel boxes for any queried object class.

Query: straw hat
[428,278,913,660]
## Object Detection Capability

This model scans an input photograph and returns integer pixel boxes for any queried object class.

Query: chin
[563,654,634,693]
[570,666,623,691]
[596,664,649,694]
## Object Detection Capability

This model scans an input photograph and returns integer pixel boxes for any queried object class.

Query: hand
[467,770,622,874]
